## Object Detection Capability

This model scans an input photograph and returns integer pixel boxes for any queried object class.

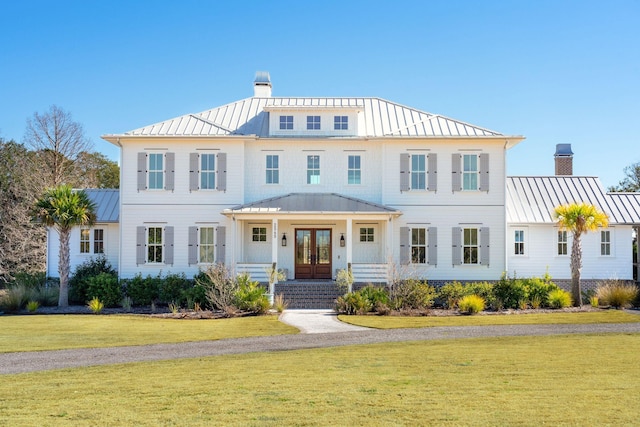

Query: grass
[1,333,639,426]
[0,314,298,353]
[339,310,640,329]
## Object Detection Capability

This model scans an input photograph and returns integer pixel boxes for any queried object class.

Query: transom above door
[295,229,332,279]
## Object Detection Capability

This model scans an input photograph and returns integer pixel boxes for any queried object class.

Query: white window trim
[348,154,361,185]
[410,154,427,191]
[359,227,375,243]
[279,115,293,130]
[557,230,569,257]
[513,228,526,256]
[199,226,216,264]
[600,229,613,257]
[251,227,269,243]
[307,154,321,185]
[147,226,164,264]
[265,154,279,185]
[199,153,216,190]
[147,152,164,190]
[462,227,479,265]
[462,154,479,192]
[411,227,427,264]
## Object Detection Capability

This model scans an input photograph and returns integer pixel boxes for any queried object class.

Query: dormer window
[307,116,321,130]
[334,116,348,130]
[279,115,293,130]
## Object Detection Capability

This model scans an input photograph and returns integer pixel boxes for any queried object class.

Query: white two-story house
[100,72,524,285]
[48,72,639,295]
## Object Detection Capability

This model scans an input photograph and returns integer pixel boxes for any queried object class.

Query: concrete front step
[274,281,342,309]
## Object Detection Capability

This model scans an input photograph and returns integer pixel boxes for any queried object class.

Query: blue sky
[1,0,638,189]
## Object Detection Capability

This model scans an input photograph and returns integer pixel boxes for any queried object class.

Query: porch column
[232,216,237,275]
[636,226,639,284]
[386,215,393,283]
[269,218,279,304]
[346,218,353,292]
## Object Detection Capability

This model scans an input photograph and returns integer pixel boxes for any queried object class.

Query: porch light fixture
[281,233,287,247]
[340,233,345,247]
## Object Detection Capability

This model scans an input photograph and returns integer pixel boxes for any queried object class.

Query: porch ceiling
[223,193,402,216]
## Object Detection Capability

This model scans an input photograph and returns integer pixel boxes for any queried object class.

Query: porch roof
[223,193,402,216]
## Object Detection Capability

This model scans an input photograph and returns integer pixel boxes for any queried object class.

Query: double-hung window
[200,154,216,189]
[411,228,427,264]
[93,229,104,254]
[348,155,361,184]
[148,153,164,189]
[601,230,611,256]
[80,229,91,253]
[463,228,479,264]
[558,231,568,255]
[280,115,293,130]
[307,155,320,184]
[147,227,163,263]
[266,155,279,184]
[199,227,215,263]
[514,230,525,255]
[411,154,426,190]
[334,115,348,130]
[307,115,320,130]
[462,154,479,191]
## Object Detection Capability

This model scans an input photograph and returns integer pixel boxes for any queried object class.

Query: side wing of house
[506,176,636,281]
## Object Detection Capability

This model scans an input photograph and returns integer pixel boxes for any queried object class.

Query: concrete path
[279,309,369,333]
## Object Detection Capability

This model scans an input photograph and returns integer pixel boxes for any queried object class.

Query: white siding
[507,225,634,280]
[47,224,119,278]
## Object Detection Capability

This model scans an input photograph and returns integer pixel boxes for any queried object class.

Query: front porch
[225,193,402,285]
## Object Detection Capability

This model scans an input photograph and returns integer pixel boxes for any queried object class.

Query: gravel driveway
[2,322,639,375]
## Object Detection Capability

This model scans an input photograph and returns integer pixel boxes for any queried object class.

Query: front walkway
[279,309,369,333]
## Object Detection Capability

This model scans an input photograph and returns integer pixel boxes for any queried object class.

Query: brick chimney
[554,143,573,175]
[253,71,272,97]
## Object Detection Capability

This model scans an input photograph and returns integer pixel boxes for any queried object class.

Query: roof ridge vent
[253,71,272,97]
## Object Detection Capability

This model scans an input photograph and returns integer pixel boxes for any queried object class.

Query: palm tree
[33,185,96,307]
[554,203,609,306]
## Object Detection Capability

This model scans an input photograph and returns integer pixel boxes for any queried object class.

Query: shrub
[494,273,527,309]
[389,279,436,310]
[158,273,190,305]
[196,264,236,311]
[233,274,270,314]
[522,277,559,308]
[87,297,104,314]
[121,296,133,312]
[31,285,59,307]
[11,271,47,289]
[86,273,122,307]
[124,274,161,306]
[0,284,29,311]
[183,281,207,309]
[548,289,572,309]
[69,256,117,304]
[458,295,485,314]
[465,282,495,309]
[596,281,638,309]
[358,285,389,307]
[439,281,465,309]
[273,293,289,313]
[26,300,40,313]
[335,292,372,315]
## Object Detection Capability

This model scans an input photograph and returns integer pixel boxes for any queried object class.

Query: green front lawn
[0,314,298,353]
[339,310,640,329]
[2,334,639,426]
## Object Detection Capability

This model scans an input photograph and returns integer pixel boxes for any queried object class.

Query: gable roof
[85,189,119,223]
[224,193,401,215]
[110,97,511,139]
[506,176,640,225]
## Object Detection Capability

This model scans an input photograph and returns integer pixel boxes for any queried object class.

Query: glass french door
[295,229,332,279]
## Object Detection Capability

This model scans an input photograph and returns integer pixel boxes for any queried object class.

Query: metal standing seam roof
[117,97,506,138]
[224,193,401,215]
[506,176,640,225]
[84,189,119,223]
